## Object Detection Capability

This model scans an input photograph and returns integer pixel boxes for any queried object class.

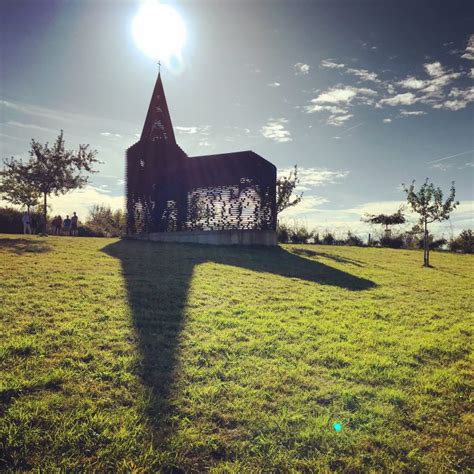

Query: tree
[276,165,303,214]
[86,204,125,237]
[363,207,406,236]
[28,130,99,231]
[402,179,459,267]
[450,229,473,254]
[0,157,41,213]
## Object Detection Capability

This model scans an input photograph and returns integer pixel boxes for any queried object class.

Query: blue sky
[1,0,473,237]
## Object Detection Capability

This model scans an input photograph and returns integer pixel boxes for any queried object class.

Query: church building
[126,73,277,245]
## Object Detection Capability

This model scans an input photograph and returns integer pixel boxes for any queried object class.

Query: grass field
[0,234,472,472]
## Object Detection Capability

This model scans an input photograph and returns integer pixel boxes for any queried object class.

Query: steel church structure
[126,73,277,245]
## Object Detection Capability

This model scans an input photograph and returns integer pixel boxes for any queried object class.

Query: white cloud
[327,113,354,126]
[320,59,345,69]
[346,68,380,83]
[100,132,122,138]
[424,61,445,77]
[399,110,426,116]
[431,163,452,171]
[434,87,474,110]
[294,62,310,75]
[313,87,358,104]
[397,76,428,89]
[6,121,57,133]
[268,82,281,88]
[379,92,417,106]
[48,186,124,219]
[383,118,392,123]
[304,104,348,114]
[461,34,474,61]
[279,167,350,187]
[260,118,292,143]
[174,126,200,134]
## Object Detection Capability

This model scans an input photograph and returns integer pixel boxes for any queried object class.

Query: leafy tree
[449,229,473,253]
[403,179,458,267]
[86,204,125,237]
[0,157,41,213]
[28,130,99,231]
[363,207,406,236]
[277,165,303,214]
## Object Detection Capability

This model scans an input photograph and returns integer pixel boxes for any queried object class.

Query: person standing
[71,212,79,237]
[30,214,38,235]
[63,215,71,236]
[22,212,31,234]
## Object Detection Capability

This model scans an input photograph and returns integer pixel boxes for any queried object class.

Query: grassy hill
[1,234,472,472]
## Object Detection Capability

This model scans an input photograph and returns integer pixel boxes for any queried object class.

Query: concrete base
[130,229,277,246]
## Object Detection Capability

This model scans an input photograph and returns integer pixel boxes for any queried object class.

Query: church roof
[140,73,176,144]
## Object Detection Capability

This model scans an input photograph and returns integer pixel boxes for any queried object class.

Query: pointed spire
[140,72,176,144]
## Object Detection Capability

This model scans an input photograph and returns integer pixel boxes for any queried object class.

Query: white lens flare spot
[132,2,186,63]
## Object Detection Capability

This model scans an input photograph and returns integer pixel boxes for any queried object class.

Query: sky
[1,0,473,238]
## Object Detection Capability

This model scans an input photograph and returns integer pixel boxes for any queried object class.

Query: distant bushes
[0,207,42,234]
[277,221,473,253]
[449,229,473,253]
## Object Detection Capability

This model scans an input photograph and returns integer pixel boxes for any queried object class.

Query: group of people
[21,211,79,236]
[51,212,79,236]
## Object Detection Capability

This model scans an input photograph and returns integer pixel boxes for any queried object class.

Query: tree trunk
[43,192,48,234]
[423,219,429,267]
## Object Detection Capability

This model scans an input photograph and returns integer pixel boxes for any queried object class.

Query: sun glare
[132,2,186,63]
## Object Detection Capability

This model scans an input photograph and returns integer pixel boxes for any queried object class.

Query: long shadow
[102,239,375,461]
[289,247,364,267]
[0,238,52,255]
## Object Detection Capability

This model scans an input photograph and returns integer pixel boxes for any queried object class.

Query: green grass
[0,234,472,472]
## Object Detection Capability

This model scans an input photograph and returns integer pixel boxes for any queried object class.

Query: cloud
[346,68,380,83]
[399,110,426,116]
[6,121,57,133]
[424,61,445,77]
[47,186,124,218]
[268,82,281,88]
[383,118,392,123]
[0,99,70,122]
[260,118,292,143]
[304,104,348,114]
[312,87,358,104]
[279,167,350,187]
[397,76,428,89]
[174,126,200,134]
[431,163,452,171]
[100,132,122,138]
[327,113,354,126]
[433,86,474,110]
[461,34,474,61]
[294,62,310,75]
[379,92,417,106]
[320,59,345,69]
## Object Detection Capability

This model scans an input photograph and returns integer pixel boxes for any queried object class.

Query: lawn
[0,234,472,472]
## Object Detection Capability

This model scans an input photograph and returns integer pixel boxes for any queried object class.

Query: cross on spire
[158,60,161,74]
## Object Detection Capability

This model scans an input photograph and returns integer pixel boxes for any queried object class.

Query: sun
[132,2,186,63]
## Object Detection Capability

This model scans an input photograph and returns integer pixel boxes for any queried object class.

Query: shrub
[450,229,473,253]
[290,224,313,244]
[277,223,290,243]
[322,233,335,245]
[379,235,404,249]
[344,231,364,247]
[86,205,125,237]
[0,207,43,234]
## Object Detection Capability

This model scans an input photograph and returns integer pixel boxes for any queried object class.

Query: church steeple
[140,72,176,144]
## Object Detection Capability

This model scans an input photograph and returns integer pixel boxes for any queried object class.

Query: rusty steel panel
[126,74,276,235]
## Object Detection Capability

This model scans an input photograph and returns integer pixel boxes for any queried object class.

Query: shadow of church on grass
[102,239,375,462]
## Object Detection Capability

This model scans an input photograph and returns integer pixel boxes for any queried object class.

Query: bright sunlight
[132,1,186,63]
